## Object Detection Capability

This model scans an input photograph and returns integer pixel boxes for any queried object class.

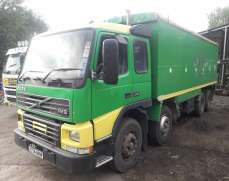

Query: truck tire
[149,106,173,146]
[194,92,205,116]
[205,90,211,112]
[111,117,142,173]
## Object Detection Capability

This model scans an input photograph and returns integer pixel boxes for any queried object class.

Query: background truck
[200,24,229,95]
[2,45,27,104]
[14,13,218,173]
[0,81,4,104]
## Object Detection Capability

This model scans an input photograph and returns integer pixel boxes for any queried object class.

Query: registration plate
[28,143,43,159]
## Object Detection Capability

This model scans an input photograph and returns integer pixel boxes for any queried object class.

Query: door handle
[124,93,132,99]
[124,91,140,99]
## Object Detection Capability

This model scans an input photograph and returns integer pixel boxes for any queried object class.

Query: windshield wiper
[8,63,17,68]
[18,71,44,82]
[42,68,82,83]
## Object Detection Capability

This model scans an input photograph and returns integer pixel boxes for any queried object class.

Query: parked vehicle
[200,24,229,95]
[14,13,218,173]
[2,46,27,104]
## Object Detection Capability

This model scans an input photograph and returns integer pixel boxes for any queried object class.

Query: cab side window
[118,43,128,75]
[97,35,128,75]
[133,40,148,73]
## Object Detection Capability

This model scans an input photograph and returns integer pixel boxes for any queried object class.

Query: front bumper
[14,129,95,173]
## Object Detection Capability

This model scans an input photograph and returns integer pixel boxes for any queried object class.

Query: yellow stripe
[157,81,217,101]
[93,107,123,141]
[61,121,93,149]
[91,23,130,34]
[32,121,47,133]
[61,107,123,149]
[32,121,47,129]
[33,125,47,133]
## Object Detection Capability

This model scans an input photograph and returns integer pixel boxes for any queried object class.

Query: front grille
[5,89,16,97]
[24,113,61,146]
[17,93,69,117]
[4,78,17,86]
[7,97,16,103]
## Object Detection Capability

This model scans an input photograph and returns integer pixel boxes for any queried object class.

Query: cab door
[91,32,133,118]
[131,36,151,103]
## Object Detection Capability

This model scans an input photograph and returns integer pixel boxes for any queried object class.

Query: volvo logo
[57,107,68,115]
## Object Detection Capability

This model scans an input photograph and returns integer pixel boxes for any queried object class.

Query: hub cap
[160,116,171,136]
[121,132,138,160]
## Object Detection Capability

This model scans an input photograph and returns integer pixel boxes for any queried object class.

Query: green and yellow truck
[14,13,218,173]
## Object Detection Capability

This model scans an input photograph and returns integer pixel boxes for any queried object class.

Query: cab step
[95,155,113,168]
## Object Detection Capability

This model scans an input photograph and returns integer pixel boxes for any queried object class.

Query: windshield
[20,29,94,88]
[4,54,22,74]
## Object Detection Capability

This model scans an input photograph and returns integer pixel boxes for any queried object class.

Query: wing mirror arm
[91,70,98,80]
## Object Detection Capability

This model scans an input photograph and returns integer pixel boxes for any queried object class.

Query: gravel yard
[1,96,229,181]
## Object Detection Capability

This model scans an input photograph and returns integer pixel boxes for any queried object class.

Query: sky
[23,0,229,32]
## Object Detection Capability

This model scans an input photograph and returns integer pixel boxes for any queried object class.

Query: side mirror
[102,39,119,84]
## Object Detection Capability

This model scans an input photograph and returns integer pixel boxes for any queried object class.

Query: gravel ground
[0,96,229,181]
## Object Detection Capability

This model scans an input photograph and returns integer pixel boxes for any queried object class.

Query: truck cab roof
[33,12,217,46]
[34,22,131,40]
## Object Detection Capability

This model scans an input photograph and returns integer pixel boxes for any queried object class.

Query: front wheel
[149,106,173,146]
[111,117,142,173]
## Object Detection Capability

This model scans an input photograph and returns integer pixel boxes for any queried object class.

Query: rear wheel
[112,117,142,173]
[205,90,212,111]
[194,92,205,116]
[149,106,173,146]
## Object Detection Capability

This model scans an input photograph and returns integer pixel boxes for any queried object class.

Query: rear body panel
[150,20,218,100]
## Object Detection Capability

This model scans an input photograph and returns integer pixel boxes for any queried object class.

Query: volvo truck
[14,13,218,173]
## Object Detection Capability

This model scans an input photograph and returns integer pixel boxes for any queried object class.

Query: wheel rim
[160,116,171,136]
[121,132,138,160]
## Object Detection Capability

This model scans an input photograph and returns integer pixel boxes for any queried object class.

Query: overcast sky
[24,0,229,32]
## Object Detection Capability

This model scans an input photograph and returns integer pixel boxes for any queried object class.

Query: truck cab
[15,23,153,172]
[2,46,27,104]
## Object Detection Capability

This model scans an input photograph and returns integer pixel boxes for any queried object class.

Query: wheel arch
[202,85,215,101]
[163,98,179,122]
[112,100,152,150]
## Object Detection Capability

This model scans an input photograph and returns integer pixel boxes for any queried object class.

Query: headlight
[3,79,8,86]
[69,130,80,142]
[61,122,94,154]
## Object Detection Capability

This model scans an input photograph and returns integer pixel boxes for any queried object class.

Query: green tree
[208,6,229,29]
[0,0,48,77]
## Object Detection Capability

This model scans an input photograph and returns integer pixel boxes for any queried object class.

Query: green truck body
[14,13,218,173]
